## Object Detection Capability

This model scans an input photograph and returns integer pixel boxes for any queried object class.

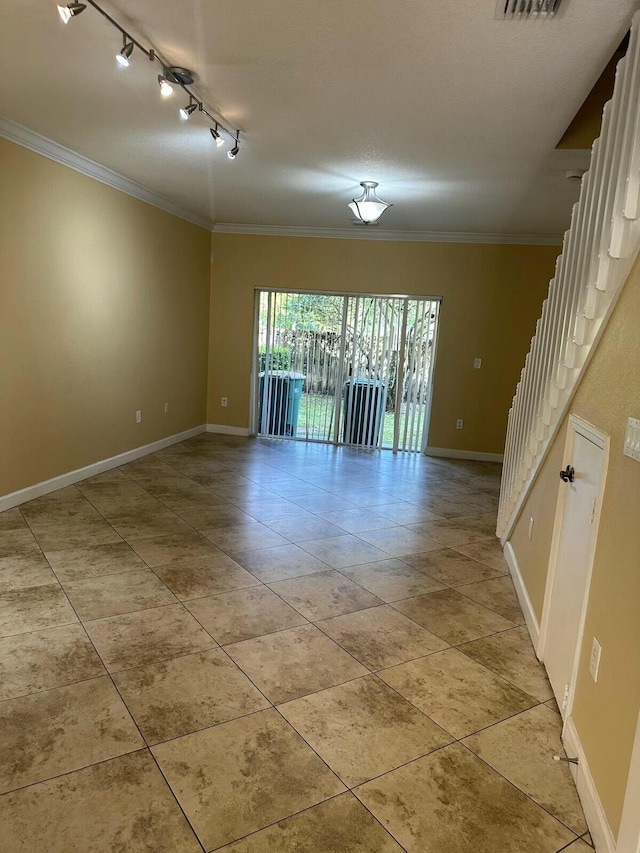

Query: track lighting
[56,0,243,164]
[179,102,198,120]
[116,36,134,67]
[158,75,174,97]
[57,3,85,24]
[227,135,240,159]
[210,125,225,147]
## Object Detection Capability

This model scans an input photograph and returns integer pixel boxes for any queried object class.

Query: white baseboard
[503,541,541,650]
[0,425,206,512]
[206,423,251,437]
[424,446,504,463]
[563,716,617,853]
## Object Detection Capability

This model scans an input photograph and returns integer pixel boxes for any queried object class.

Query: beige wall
[0,138,211,497]
[208,234,558,453]
[510,256,640,837]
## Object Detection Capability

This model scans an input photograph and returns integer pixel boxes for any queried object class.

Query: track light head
[210,126,225,147]
[227,135,240,159]
[158,75,174,97]
[179,103,198,120]
[116,40,134,67]
[57,3,86,23]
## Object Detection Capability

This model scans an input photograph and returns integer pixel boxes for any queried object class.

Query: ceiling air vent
[496,0,563,19]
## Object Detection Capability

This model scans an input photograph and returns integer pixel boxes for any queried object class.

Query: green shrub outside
[258,347,291,371]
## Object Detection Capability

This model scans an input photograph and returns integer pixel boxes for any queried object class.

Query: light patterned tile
[153,554,260,600]
[457,576,524,623]
[299,535,389,569]
[280,676,451,786]
[128,531,223,567]
[44,541,147,582]
[215,793,404,852]
[204,523,289,554]
[402,547,502,586]
[0,584,77,638]
[355,743,576,853]
[85,604,217,672]
[113,648,269,743]
[393,588,515,644]
[0,623,104,701]
[379,647,537,738]
[225,624,367,704]
[268,571,382,620]
[62,569,176,620]
[152,709,345,850]
[0,676,143,793]
[186,586,306,645]
[464,705,587,835]
[356,526,442,557]
[459,627,553,701]
[340,559,445,602]
[0,751,202,853]
[317,605,448,669]
[233,544,329,582]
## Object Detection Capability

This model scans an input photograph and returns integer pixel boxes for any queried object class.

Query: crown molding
[212,222,563,246]
[0,116,214,231]
[1,116,564,246]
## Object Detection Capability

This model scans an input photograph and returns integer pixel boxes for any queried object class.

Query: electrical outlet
[221,397,228,407]
[473,358,482,369]
[456,419,463,429]
[590,637,602,682]
[528,517,534,540]
[135,410,142,424]
[164,402,169,414]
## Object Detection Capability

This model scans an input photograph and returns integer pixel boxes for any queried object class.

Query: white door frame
[618,709,640,853]
[537,414,610,717]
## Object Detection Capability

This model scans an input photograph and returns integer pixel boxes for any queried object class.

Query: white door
[543,429,605,716]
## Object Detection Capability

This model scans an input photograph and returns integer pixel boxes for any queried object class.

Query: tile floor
[0,434,593,852]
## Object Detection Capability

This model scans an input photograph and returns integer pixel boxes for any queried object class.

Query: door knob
[559,465,575,483]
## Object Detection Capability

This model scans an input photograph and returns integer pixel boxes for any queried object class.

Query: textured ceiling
[0,0,637,235]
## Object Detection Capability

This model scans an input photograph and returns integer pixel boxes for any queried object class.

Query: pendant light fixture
[348,181,392,225]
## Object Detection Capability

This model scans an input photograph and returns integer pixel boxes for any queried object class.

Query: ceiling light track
[57,0,242,156]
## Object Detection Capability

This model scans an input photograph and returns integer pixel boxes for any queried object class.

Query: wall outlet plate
[473,358,482,369]
[456,419,463,429]
[135,410,142,424]
[221,397,228,407]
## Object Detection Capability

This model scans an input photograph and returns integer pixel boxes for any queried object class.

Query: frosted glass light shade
[349,181,392,224]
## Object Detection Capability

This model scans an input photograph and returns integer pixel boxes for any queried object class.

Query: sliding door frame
[250,287,442,451]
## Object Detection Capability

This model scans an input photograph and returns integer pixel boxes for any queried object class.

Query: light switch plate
[624,417,640,461]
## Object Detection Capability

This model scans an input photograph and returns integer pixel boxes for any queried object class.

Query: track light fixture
[157,74,174,97]
[227,134,240,159]
[210,124,225,147]
[57,3,86,23]
[179,100,198,120]
[55,0,244,162]
[116,35,134,67]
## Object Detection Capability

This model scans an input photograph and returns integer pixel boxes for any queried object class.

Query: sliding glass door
[252,290,440,453]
